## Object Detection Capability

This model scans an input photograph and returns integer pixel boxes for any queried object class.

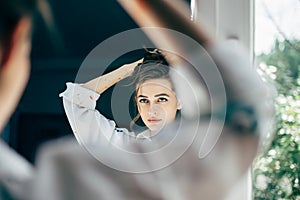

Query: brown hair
[131,49,170,85]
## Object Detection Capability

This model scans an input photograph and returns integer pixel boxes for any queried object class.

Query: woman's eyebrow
[137,95,148,98]
[154,93,170,97]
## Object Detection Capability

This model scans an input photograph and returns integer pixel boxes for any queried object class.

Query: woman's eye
[158,97,168,102]
[139,99,149,103]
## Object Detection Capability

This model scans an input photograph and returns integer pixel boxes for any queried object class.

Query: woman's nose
[148,104,160,116]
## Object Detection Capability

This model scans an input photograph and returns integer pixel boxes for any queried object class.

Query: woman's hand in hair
[83,57,143,94]
[124,57,144,77]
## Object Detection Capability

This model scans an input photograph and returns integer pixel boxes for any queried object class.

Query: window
[253,0,300,199]
[194,0,300,199]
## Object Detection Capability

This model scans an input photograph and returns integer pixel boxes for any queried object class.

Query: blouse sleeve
[0,140,34,199]
[59,82,127,146]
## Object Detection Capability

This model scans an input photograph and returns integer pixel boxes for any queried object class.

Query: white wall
[194,0,254,59]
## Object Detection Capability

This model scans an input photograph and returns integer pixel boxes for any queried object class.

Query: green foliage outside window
[253,39,300,199]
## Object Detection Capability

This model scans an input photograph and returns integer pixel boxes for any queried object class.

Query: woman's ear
[177,99,182,110]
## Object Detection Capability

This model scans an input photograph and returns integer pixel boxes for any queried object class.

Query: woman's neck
[141,129,160,138]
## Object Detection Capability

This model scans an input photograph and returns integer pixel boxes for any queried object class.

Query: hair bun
[143,49,168,65]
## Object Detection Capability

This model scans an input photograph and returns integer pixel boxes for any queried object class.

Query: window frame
[193,0,254,199]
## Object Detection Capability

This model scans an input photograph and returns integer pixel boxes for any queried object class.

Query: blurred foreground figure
[0,0,39,199]
[0,0,273,200]
[35,0,274,199]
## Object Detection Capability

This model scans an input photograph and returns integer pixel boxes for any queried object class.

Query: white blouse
[59,83,152,146]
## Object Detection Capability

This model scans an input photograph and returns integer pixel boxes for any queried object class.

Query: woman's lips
[148,118,162,123]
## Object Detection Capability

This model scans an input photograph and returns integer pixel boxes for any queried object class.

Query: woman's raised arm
[83,58,143,94]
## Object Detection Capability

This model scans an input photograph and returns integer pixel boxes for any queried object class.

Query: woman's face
[136,78,181,132]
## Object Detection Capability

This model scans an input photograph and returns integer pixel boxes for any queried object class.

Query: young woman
[60,49,182,145]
